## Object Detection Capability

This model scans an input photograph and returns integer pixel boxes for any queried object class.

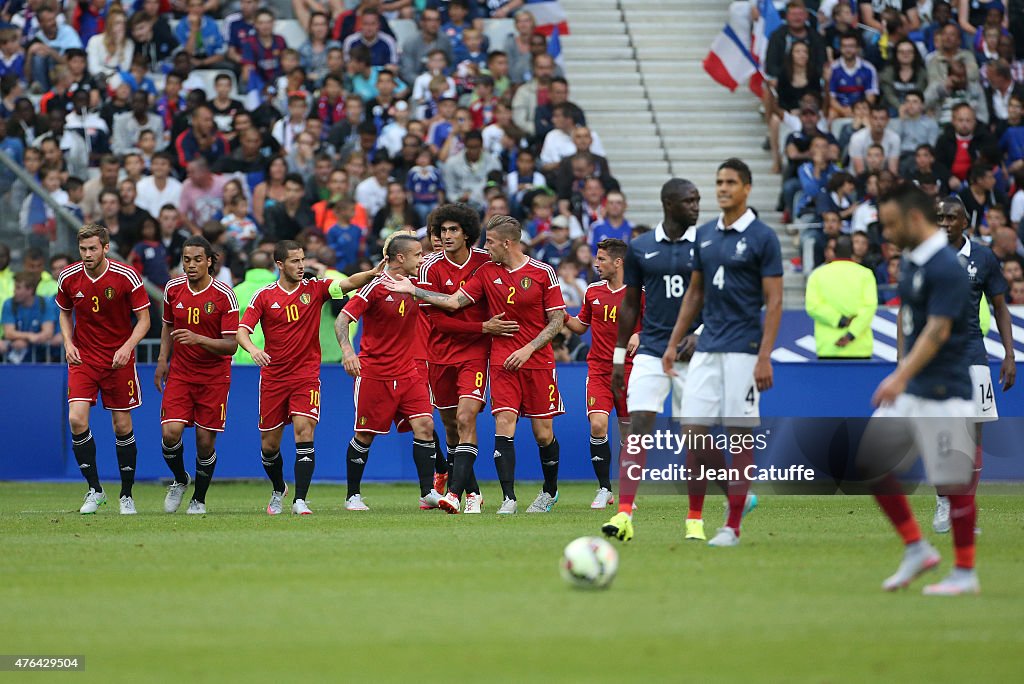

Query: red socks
[617,442,644,515]
[725,448,754,533]
[686,447,705,519]
[874,493,922,544]
[948,494,976,569]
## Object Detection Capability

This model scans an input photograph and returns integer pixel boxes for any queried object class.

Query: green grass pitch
[2,482,1022,682]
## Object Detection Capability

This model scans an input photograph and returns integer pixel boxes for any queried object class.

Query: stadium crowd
[735,0,1024,305]
[0,0,634,364]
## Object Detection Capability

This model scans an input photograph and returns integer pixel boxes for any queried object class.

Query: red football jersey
[412,269,433,362]
[239,278,333,382]
[460,258,565,369]
[162,275,240,383]
[419,248,491,365]
[56,259,150,365]
[342,271,419,380]
[576,281,641,375]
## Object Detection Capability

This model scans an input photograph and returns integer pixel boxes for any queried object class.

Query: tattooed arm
[504,308,566,371]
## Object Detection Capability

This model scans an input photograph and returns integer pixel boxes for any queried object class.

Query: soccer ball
[560,536,618,589]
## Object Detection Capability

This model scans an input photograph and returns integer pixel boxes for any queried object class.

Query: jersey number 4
[712,266,725,290]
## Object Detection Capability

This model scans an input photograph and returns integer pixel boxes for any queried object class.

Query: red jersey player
[418,204,519,513]
[154,236,239,515]
[388,215,567,515]
[336,233,442,511]
[57,224,151,515]
[237,239,379,516]
[564,239,641,509]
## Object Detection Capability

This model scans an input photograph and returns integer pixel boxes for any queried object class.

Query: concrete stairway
[558,0,669,227]
[560,0,804,307]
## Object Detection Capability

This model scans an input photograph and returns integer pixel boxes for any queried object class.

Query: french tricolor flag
[703,25,764,97]
[525,0,570,36]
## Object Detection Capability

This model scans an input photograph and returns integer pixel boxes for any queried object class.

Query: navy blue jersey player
[664,158,784,547]
[930,196,1015,534]
[601,179,702,544]
[862,184,981,596]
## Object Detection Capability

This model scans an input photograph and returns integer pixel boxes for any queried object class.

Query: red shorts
[489,365,563,418]
[428,359,488,409]
[353,374,433,434]
[586,369,631,419]
[161,375,231,432]
[414,359,429,385]
[67,361,141,411]
[259,377,321,432]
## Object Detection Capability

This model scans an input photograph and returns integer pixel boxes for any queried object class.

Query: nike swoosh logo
[644,251,660,259]
[701,241,713,248]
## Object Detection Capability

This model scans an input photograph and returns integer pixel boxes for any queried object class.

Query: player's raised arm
[329,260,386,296]
[385,274,472,311]
[662,271,705,376]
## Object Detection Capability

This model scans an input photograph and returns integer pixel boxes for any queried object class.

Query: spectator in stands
[365,69,408,131]
[129,9,177,75]
[405,147,445,222]
[589,191,631,251]
[326,198,364,270]
[300,11,342,86]
[822,1,856,61]
[241,8,287,109]
[1,272,56,364]
[355,151,394,217]
[557,257,588,306]
[959,0,1004,41]
[179,157,229,234]
[927,22,981,89]
[539,103,582,172]
[793,134,840,217]
[909,142,954,192]
[503,9,536,83]
[764,39,823,174]
[111,90,163,157]
[828,31,879,120]
[304,153,336,204]
[400,6,452,86]
[534,214,573,268]
[265,173,315,242]
[225,0,259,66]
[880,38,928,113]
[0,28,25,82]
[220,193,260,254]
[118,178,153,248]
[287,131,319,183]
[176,0,227,69]
[1010,279,1024,303]
[506,147,544,216]
[272,94,309,155]
[986,59,1024,129]
[135,151,182,218]
[25,5,83,91]
[437,105,473,162]
[412,50,457,119]
[935,102,996,185]
[926,55,990,125]
[334,0,397,43]
[72,0,107,46]
[804,234,877,358]
[20,164,65,248]
[175,103,229,169]
[343,9,398,68]
[86,5,132,82]
[483,49,511,98]
[533,76,571,142]
[345,44,388,101]
[512,52,555,137]
[443,129,499,212]
[960,160,1009,229]
[251,156,288,228]
[849,104,901,175]
[889,90,940,175]
[765,0,827,84]
[372,180,419,246]
[129,216,170,287]
[453,27,487,92]
[314,168,369,232]
[157,204,190,270]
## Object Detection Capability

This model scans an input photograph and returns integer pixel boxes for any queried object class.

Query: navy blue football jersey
[623,223,698,358]
[956,239,1007,366]
[691,211,783,354]
[900,232,972,400]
